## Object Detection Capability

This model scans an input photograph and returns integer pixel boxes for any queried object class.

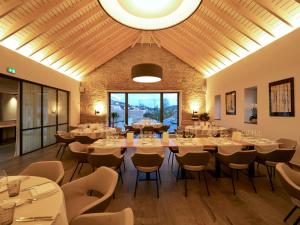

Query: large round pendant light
[98,0,202,30]
[132,63,162,83]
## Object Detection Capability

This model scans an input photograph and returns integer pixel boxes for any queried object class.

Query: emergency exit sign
[7,67,16,74]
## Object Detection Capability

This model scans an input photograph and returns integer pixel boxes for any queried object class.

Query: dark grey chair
[75,135,98,144]
[69,142,90,181]
[55,133,75,160]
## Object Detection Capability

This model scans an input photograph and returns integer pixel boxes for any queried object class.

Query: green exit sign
[7,67,16,74]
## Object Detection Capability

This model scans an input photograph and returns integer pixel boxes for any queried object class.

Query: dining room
[0,0,300,225]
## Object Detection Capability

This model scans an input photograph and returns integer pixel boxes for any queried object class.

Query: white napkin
[30,183,57,199]
[0,198,25,207]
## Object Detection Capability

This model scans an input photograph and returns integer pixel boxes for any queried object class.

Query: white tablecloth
[0,176,68,225]
[71,128,116,139]
[185,126,226,136]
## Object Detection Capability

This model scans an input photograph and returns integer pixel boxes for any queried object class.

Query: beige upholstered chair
[176,151,210,196]
[276,163,300,225]
[20,161,64,186]
[131,153,164,198]
[136,147,164,157]
[87,153,125,183]
[55,133,75,159]
[62,167,118,223]
[256,148,296,191]
[70,208,134,225]
[69,142,90,181]
[216,149,257,195]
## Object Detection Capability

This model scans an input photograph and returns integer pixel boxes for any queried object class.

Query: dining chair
[69,142,90,181]
[20,161,65,186]
[156,125,170,137]
[276,163,300,225]
[256,148,296,191]
[176,151,210,196]
[277,138,297,149]
[216,149,257,195]
[87,152,125,184]
[55,133,75,160]
[62,167,118,223]
[75,135,98,144]
[70,208,134,225]
[142,126,154,134]
[131,153,164,198]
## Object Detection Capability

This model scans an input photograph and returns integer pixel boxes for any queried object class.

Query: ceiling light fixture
[132,63,162,83]
[98,0,202,30]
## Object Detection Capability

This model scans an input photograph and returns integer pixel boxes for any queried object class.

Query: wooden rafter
[0,0,22,18]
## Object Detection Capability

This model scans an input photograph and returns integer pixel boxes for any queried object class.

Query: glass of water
[0,170,8,193]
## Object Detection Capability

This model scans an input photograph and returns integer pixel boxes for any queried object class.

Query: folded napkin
[1,198,25,207]
[30,183,57,199]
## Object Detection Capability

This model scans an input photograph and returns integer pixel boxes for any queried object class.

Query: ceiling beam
[254,0,293,27]
[202,1,262,46]
[16,0,94,49]
[0,0,63,41]
[0,0,22,18]
[223,0,275,37]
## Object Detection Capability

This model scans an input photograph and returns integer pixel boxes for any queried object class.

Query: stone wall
[80,44,206,125]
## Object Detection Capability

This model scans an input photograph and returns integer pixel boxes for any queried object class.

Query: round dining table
[70,127,116,139]
[0,176,68,225]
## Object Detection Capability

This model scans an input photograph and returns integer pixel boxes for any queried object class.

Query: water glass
[0,170,7,193]
[0,202,16,225]
[7,180,21,197]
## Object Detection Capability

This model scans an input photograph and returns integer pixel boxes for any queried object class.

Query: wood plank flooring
[0,144,299,225]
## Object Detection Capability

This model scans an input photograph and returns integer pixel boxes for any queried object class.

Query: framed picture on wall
[269,77,295,117]
[226,91,236,115]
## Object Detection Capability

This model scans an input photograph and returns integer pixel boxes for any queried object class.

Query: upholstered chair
[62,167,118,223]
[277,138,297,149]
[55,133,75,159]
[20,161,64,185]
[69,142,90,181]
[74,135,98,144]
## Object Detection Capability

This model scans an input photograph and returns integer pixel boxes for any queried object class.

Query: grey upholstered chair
[87,153,125,183]
[277,138,297,149]
[62,167,118,223]
[256,148,296,191]
[131,153,164,198]
[55,133,75,159]
[69,142,90,181]
[216,149,257,195]
[176,151,210,196]
[70,208,134,225]
[20,161,64,186]
[276,163,300,225]
[75,135,98,144]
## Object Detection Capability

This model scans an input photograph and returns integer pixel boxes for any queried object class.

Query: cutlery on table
[16,216,54,222]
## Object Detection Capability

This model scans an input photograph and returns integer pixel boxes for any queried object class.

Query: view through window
[109,92,179,132]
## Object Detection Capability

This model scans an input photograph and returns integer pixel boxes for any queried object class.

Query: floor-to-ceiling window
[109,92,179,132]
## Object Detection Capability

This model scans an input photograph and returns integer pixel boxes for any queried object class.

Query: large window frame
[108,92,179,132]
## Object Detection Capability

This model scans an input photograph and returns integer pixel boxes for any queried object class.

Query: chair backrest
[136,147,164,156]
[218,145,243,155]
[265,149,296,163]
[131,153,164,168]
[142,126,154,134]
[57,130,70,137]
[277,138,297,150]
[115,127,122,134]
[228,150,257,164]
[20,161,64,185]
[70,208,134,225]
[69,142,89,162]
[75,135,96,144]
[276,163,300,202]
[55,134,74,144]
[178,146,204,155]
[88,154,123,169]
[177,151,210,166]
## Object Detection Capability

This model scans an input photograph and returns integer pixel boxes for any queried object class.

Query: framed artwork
[269,77,294,117]
[226,91,236,115]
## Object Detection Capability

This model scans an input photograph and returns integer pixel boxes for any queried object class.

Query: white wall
[0,46,80,125]
[207,28,300,165]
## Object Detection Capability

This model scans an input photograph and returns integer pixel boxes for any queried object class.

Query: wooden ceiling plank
[254,0,293,27]
[192,13,250,52]
[0,0,63,41]
[16,0,94,49]
[0,0,22,18]
[224,0,275,37]
[28,7,102,56]
[203,1,262,46]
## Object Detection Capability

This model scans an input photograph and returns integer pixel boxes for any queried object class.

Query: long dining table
[89,137,279,177]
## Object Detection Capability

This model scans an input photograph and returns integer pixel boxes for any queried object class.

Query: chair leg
[56,145,62,158]
[294,216,300,225]
[158,169,161,184]
[156,170,159,198]
[118,167,123,184]
[248,172,257,193]
[134,171,139,198]
[77,163,83,174]
[231,169,236,195]
[60,145,66,160]
[184,170,188,197]
[203,171,210,196]
[284,206,298,222]
[70,162,79,181]
[266,165,274,191]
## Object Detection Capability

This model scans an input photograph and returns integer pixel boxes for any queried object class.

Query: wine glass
[0,170,8,192]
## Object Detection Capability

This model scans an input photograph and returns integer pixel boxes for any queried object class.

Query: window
[109,92,179,132]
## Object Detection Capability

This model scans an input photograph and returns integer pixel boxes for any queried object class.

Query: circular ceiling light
[132,63,162,83]
[98,0,202,30]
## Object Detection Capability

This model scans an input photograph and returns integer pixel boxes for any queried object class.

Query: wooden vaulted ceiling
[0,0,300,80]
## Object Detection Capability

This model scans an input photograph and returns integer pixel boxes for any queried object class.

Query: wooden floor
[0,144,299,225]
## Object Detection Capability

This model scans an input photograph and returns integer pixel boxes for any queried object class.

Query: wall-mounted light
[95,102,104,115]
[51,106,57,114]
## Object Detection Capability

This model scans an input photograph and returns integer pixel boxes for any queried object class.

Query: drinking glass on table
[0,202,16,225]
[0,170,8,193]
